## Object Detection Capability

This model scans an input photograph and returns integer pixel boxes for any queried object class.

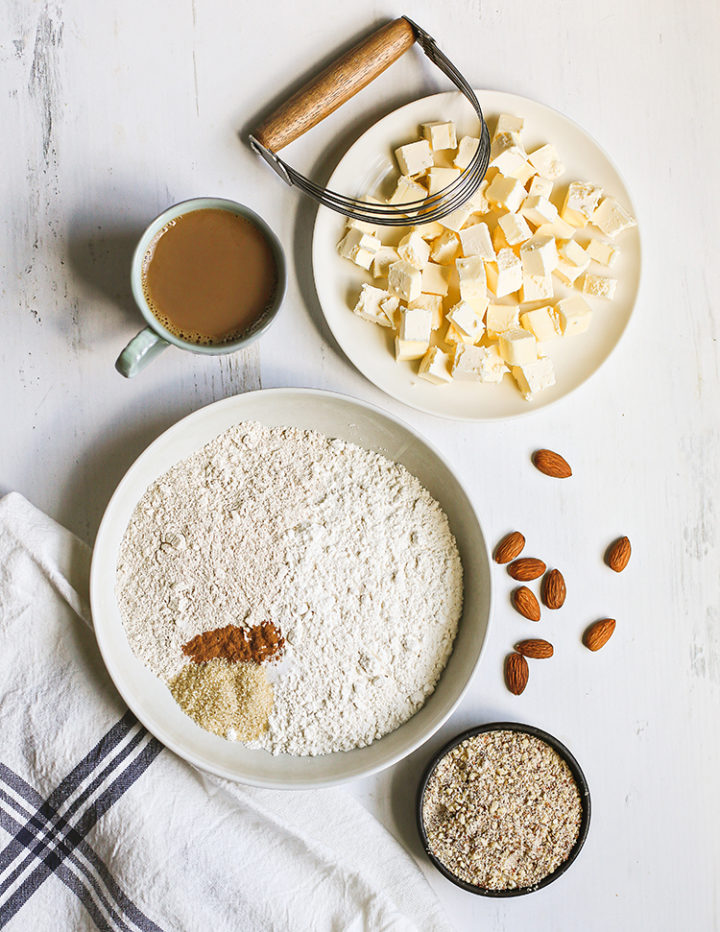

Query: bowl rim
[90,386,493,788]
[416,720,591,896]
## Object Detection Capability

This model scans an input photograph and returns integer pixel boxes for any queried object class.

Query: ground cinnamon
[182,622,285,665]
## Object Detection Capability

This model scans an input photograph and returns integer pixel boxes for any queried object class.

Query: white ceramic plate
[312,90,641,420]
[90,388,491,788]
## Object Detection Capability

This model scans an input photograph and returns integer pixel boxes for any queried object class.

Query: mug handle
[115,327,169,378]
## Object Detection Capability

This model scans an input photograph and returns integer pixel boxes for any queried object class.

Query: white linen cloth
[0,493,451,932]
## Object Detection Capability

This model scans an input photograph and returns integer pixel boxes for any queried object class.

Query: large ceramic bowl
[90,388,492,787]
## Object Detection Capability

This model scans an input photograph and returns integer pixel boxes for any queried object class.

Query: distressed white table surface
[2,1,719,929]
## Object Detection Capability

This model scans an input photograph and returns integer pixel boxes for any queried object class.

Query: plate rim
[89,386,494,788]
[312,88,643,422]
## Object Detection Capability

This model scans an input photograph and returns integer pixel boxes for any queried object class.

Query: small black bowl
[416,722,591,896]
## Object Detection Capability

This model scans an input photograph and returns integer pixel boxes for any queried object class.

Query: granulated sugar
[116,420,463,755]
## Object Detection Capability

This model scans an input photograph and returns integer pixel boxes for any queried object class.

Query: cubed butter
[557,295,593,335]
[399,305,433,343]
[520,306,562,341]
[466,179,490,214]
[521,195,560,227]
[535,218,576,240]
[456,255,487,301]
[582,273,617,299]
[388,175,427,209]
[494,114,525,138]
[395,139,433,177]
[422,261,452,296]
[553,258,586,286]
[520,234,558,275]
[527,144,565,179]
[489,132,528,177]
[388,260,422,302]
[446,300,485,343]
[486,174,526,212]
[521,271,553,303]
[459,222,496,260]
[409,293,444,329]
[395,336,429,361]
[422,121,457,151]
[486,303,520,339]
[412,220,445,240]
[452,343,508,382]
[444,322,473,346]
[528,175,553,198]
[498,328,538,366]
[453,136,480,170]
[352,284,395,327]
[591,197,636,237]
[426,166,462,196]
[430,230,460,265]
[586,238,619,267]
[418,346,453,384]
[379,294,400,327]
[438,203,473,233]
[337,228,381,270]
[498,212,533,246]
[371,245,399,279]
[397,231,430,270]
[561,182,604,227]
[486,248,522,297]
[512,356,556,400]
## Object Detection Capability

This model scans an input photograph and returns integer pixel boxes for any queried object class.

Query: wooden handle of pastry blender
[253,17,415,153]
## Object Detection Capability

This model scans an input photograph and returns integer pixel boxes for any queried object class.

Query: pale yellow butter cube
[535,218,576,240]
[528,176,553,198]
[452,343,508,382]
[418,346,453,384]
[379,294,400,327]
[521,306,562,342]
[426,166,462,196]
[553,258,586,286]
[486,248,522,297]
[486,174,526,212]
[498,328,538,366]
[337,228,382,270]
[582,273,617,299]
[388,175,427,208]
[352,284,395,327]
[512,356,556,400]
[521,271,553,303]
[446,300,485,343]
[486,303,520,339]
[459,222,496,260]
[409,293,444,329]
[388,260,422,302]
[494,114,525,138]
[453,136,480,170]
[422,261,452,296]
[591,198,636,237]
[557,295,593,335]
[444,322,473,346]
[456,256,487,301]
[489,132,528,176]
[399,305,433,343]
[395,139,433,176]
[430,230,460,265]
[438,203,473,233]
[422,120,458,150]
[520,234,558,275]
[371,245,399,280]
[586,238,619,267]
[412,220,445,240]
[397,231,430,270]
[527,144,565,180]
[395,336,429,361]
[561,182,604,227]
[498,212,532,246]
[521,195,560,227]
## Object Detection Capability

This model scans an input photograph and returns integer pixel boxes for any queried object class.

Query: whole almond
[505,652,529,694]
[511,586,541,622]
[508,557,546,581]
[606,536,631,572]
[494,531,525,564]
[515,638,554,659]
[583,618,616,651]
[542,569,566,609]
[532,449,572,479]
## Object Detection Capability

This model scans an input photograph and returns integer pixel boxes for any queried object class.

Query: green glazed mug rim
[129,196,286,355]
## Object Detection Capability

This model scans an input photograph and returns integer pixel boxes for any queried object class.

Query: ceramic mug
[115,197,286,378]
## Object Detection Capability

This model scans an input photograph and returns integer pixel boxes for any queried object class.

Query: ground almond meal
[422,730,583,890]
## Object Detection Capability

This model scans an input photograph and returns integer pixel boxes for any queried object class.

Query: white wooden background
[2,0,719,929]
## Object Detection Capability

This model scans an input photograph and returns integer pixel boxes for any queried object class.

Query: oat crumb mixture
[422,730,583,890]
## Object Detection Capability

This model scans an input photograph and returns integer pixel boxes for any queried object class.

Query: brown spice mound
[182,622,285,665]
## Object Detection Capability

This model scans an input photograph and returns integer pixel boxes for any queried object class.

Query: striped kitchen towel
[0,493,451,932]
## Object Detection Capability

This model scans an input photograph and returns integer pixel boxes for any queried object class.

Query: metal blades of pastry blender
[253,18,490,226]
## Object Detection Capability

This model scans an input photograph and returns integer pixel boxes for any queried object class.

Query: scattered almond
[583,618,616,651]
[542,569,566,609]
[505,652,529,694]
[507,557,546,581]
[511,586,541,622]
[494,531,526,564]
[515,638,554,659]
[606,536,631,573]
[532,449,572,479]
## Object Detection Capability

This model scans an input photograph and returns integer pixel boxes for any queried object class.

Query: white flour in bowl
[116,420,463,755]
